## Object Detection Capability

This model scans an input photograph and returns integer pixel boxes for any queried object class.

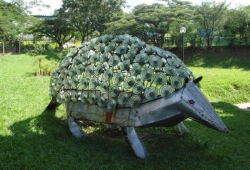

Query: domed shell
[50,34,195,110]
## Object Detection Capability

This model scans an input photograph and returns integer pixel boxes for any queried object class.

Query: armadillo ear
[193,76,203,84]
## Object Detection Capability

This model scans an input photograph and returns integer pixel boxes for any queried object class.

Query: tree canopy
[29,13,76,49]
[195,1,229,50]
[0,0,27,38]
[57,0,126,42]
[224,6,250,48]
[1,0,250,51]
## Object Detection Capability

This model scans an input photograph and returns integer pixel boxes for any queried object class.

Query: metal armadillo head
[180,77,228,133]
[134,77,228,133]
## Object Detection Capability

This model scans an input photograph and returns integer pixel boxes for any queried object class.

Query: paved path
[234,103,250,111]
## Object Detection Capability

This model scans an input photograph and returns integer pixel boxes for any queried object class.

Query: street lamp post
[180,27,186,63]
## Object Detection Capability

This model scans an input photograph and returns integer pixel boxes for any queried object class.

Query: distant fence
[1,37,249,54]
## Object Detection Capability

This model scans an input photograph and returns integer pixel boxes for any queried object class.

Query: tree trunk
[206,36,211,51]
[58,42,63,51]
[81,36,85,43]
[19,40,21,53]
[2,39,5,56]
[86,24,88,42]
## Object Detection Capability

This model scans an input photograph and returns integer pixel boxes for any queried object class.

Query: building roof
[31,15,54,20]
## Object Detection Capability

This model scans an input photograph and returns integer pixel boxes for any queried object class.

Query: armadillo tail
[46,99,61,110]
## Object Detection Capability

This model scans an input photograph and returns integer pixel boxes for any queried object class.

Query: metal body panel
[66,101,136,126]
[65,89,186,128]
[134,92,183,127]
[65,81,228,133]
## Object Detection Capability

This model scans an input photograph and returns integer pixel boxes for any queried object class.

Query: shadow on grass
[43,49,68,61]
[0,102,249,169]
[25,72,36,77]
[184,49,250,71]
[211,101,250,134]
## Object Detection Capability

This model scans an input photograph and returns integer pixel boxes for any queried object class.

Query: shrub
[22,43,46,56]
[33,56,58,76]
[28,44,46,56]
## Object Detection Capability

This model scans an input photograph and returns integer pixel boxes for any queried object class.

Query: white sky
[18,0,250,15]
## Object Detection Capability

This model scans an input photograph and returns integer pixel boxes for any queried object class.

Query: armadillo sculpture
[47,34,228,158]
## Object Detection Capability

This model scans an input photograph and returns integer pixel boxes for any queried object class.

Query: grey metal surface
[176,122,189,135]
[66,101,136,126]
[181,81,229,133]
[125,127,149,158]
[67,116,86,138]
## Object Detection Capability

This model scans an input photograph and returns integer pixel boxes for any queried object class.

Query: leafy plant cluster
[23,44,46,56]
[33,55,58,76]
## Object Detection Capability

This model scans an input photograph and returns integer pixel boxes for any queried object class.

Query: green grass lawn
[0,51,250,170]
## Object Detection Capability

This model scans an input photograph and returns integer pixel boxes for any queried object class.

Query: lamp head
[180,27,186,34]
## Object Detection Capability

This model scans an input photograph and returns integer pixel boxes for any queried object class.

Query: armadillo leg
[176,122,189,135]
[67,116,86,138]
[124,127,149,158]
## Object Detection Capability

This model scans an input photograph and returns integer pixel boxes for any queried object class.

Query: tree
[165,0,196,48]
[195,1,229,50]
[224,6,250,49]
[104,13,144,37]
[29,13,76,49]
[131,1,194,47]
[131,3,170,46]
[58,0,126,42]
[7,0,50,13]
[0,0,50,54]
[95,10,125,35]
[0,0,29,54]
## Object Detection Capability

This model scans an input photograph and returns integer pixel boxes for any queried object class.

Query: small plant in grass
[33,56,58,76]
[45,60,58,76]
[33,55,43,75]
